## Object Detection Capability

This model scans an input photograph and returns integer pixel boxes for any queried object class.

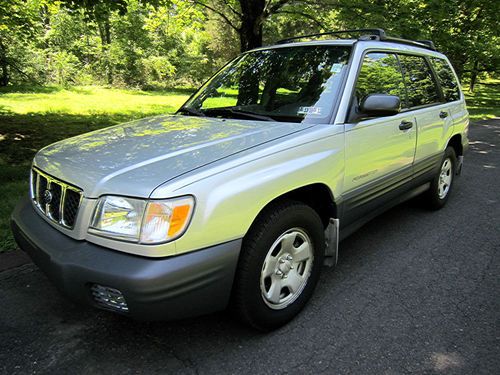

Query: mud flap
[324,218,339,267]
[456,155,464,175]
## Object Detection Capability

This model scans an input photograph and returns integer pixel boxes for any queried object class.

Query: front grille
[48,183,62,221]
[31,168,83,229]
[63,189,81,227]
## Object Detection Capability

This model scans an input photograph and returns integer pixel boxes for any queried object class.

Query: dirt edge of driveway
[0,249,32,272]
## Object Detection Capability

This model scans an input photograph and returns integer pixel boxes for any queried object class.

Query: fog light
[90,284,129,312]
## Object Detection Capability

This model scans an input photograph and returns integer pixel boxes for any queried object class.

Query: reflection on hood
[34,115,313,197]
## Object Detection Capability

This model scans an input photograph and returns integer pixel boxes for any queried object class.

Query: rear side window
[354,52,406,107]
[430,57,461,102]
[398,54,440,107]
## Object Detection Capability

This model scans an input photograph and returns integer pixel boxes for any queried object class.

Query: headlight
[89,195,195,244]
[140,197,194,243]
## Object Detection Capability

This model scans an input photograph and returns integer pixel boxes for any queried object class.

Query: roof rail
[382,36,437,51]
[276,29,387,44]
[416,40,437,50]
[276,28,437,51]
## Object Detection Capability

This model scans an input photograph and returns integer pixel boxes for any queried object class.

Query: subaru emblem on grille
[44,189,53,204]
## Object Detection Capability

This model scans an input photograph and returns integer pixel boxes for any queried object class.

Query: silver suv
[11,29,468,330]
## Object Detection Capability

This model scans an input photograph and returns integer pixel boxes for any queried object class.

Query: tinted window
[354,52,406,107]
[431,57,460,102]
[398,55,440,107]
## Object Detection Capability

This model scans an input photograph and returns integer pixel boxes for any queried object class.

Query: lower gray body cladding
[11,198,241,321]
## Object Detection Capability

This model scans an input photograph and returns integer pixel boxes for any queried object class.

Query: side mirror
[359,94,401,117]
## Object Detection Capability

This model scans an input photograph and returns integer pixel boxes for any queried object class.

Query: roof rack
[276,28,437,51]
[416,40,437,50]
[277,29,387,44]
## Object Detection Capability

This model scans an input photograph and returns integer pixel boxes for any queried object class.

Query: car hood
[34,115,312,198]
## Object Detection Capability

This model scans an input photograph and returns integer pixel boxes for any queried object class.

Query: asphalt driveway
[1,119,499,375]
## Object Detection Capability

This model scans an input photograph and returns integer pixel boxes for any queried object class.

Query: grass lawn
[464,79,500,121]
[0,85,192,252]
[0,81,498,253]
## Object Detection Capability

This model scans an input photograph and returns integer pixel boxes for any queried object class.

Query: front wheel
[232,200,325,331]
[425,146,457,210]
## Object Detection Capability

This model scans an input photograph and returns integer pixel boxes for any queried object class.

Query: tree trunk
[103,19,113,85]
[238,0,265,52]
[469,60,479,93]
[0,62,8,87]
[96,13,113,85]
[239,18,263,52]
[0,39,9,86]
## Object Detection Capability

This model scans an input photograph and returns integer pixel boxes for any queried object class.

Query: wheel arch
[447,134,463,156]
[245,183,338,236]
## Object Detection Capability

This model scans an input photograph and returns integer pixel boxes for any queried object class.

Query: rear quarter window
[430,57,461,102]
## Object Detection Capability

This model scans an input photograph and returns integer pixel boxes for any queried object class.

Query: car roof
[249,39,447,59]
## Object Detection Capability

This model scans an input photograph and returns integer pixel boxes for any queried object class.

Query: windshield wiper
[203,107,274,122]
[177,106,206,117]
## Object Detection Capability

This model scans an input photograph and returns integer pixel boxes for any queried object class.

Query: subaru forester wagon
[12,29,468,330]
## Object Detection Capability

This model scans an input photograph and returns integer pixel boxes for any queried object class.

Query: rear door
[429,56,468,136]
[342,52,417,225]
[397,54,454,179]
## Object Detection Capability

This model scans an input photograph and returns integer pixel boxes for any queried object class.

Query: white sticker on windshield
[330,63,343,74]
[298,106,322,115]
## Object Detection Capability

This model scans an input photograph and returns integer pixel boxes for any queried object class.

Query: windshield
[180,45,352,123]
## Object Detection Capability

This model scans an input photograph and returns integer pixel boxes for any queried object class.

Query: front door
[343,51,417,225]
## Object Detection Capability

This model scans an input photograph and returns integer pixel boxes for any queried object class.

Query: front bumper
[11,197,242,321]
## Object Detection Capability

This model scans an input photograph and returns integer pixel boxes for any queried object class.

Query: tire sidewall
[430,147,457,208]
[238,203,325,330]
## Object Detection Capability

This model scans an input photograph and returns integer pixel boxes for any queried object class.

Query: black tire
[425,146,457,210]
[232,200,325,331]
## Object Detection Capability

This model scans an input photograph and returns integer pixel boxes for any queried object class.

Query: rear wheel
[232,200,324,331]
[425,146,457,210]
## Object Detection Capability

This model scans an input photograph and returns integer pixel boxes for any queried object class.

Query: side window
[430,57,461,102]
[398,54,440,107]
[354,52,406,108]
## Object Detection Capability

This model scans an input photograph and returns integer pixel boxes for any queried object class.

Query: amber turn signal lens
[168,204,192,237]
[140,196,195,244]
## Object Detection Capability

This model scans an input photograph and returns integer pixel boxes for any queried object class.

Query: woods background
[1,0,498,92]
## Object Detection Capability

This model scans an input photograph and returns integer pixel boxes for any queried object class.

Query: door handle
[399,121,413,130]
[439,111,449,119]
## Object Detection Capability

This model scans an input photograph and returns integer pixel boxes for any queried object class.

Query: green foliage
[0,0,497,89]
[0,0,223,88]
[330,0,499,89]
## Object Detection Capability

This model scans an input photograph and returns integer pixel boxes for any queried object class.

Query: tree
[60,0,128,84]
[1,0,497,89]
[0,0,40,86]
[333,0,499,90]
[192,0,326,52]
[426,0,499,91]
